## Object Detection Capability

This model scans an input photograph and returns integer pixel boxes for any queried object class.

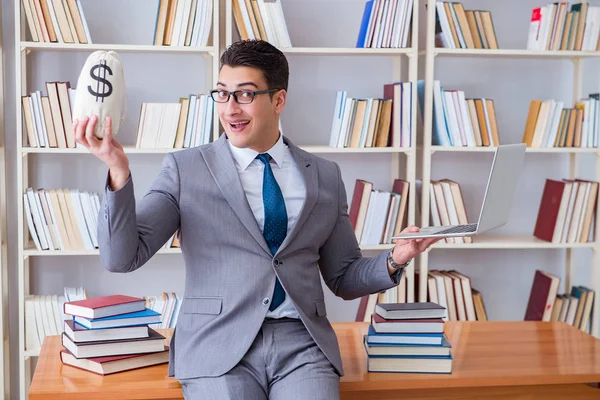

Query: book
[371,314,444,334]
[61,327,166,358]
[64,294,147,319]
[60,346,169,375]
[375,302,446,320]
[366,353,453,373]
[63,319,149,343]
[365,325,445,346]
[73,308,161,330]
[364,335,451,357]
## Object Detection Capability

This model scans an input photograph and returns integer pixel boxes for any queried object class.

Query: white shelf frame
[421,48,600,59]
[21,145,413,154]
[419,0,600,339]
[0,1,9,397]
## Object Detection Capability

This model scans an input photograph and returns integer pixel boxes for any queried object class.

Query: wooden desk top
[28,321,600,400]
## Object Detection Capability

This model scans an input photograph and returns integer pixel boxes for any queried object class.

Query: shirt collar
[228,134,285,171]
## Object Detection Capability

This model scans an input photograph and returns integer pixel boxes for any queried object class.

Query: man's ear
[274,89,286,112]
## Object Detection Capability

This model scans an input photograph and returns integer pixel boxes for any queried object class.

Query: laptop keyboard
[436,223,477,234]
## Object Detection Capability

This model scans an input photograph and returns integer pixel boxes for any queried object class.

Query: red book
[64,294,146,319]
[524,269,560,321]
[533,179,567,242]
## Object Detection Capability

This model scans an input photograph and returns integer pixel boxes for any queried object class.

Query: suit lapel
[201,135,272,257]
[276,137,319,256]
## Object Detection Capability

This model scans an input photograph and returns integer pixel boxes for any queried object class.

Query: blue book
[364,334,451,357]
[366,325,444,345]
[356,0,374,48]
[74,308,161,330]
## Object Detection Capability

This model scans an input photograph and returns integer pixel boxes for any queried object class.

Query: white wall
[2,0,600,398]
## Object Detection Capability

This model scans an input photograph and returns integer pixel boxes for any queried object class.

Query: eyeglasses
[210,89,280,104]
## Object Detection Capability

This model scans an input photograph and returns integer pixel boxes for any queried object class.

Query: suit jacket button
[262,298,270,306]
[274,259,280,266]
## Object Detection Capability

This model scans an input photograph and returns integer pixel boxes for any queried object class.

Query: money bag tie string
[110,51,127,124]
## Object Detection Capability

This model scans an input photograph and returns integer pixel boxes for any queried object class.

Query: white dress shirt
[227,134,306,319]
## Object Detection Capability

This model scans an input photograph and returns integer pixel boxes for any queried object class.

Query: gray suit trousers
[178,318,339,399]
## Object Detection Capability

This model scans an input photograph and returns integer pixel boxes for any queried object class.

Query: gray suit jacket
[97,134,402,379]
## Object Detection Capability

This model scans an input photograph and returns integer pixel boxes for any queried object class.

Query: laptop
[391,143,526,240]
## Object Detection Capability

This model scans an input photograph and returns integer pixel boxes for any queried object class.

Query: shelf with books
[20,0,217,48]
[224,0,421,306]
[430,146,600,154]
[20,42,217,54]
[430,234,597,250]
[225,0,415,51]
[15,0,221,398]
[279,47,415,56]
[420,0,600,339]
[432,1,600,56]
[22,243,392,257]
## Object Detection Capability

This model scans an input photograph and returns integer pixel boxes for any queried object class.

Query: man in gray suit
[73,39,439,399]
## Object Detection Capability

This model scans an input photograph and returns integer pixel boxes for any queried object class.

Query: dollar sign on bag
[87,60,113,102]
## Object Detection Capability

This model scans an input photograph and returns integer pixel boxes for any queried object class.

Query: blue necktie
[256,153,287,311]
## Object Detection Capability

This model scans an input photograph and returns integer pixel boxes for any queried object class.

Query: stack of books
[59,294,169,375]
[364,302,452,373]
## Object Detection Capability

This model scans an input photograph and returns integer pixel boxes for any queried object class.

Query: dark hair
[220,40,289,92]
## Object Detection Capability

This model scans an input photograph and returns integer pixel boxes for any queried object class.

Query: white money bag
[72,50,126,138]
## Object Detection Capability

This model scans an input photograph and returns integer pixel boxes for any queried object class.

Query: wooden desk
[29,321,600,400]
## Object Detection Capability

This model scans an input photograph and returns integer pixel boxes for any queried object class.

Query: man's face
[215,65,286,152]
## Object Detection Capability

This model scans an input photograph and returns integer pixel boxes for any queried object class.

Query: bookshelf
[14,0,421,398]
[419,0,600,338]
[14,0,224,398]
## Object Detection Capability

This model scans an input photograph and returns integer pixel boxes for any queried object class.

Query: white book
[69,189,94,250]
[359,191,376,244]
[440,181,463,243]
[136,103,147,148]
[36,190,58,250]
[401,82,412,147]
[201,95,213,145]
[190,0,204,46]
[436,2,455,48]
[23,193,42,250]
[270,0,292,47]
[193,95,206,147]
[30,296,45,348]
[170,0,188,46]
[184,95,197,148]
[25,296,41,351]
[329,91,346,148]
[457,91,475,147]
[26,188,49,249]
[336,97,354,148]
[50,294,64,334]
[34,295,51,343]
[43,190,64,250]
[178,0,193,46]
[28,95,43,147]
[42,295,57,335]
[544,101,564,148]
[79,191,98,248]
